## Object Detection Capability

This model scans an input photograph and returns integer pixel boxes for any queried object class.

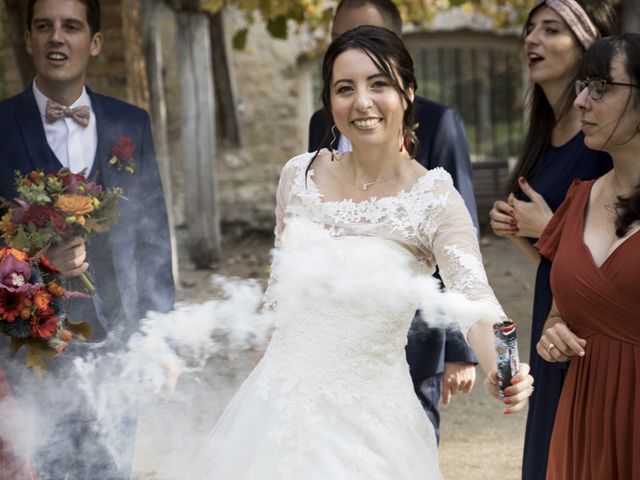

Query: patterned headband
[535,0,599,49]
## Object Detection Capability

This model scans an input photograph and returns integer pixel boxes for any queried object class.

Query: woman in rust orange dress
[535,33,640,479]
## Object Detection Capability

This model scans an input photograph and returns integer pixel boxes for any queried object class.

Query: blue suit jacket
[0,87,175,339]
[308,96,477,382]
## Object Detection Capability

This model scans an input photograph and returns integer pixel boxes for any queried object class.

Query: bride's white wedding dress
[193,152,504,479]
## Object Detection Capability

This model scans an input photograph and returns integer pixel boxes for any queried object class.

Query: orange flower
[46,281,65,297]
[33,290,52,311]
[54,194,94,215]
[20,307,32,320]
[0,247,28,262]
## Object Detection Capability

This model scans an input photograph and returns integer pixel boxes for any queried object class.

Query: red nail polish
[519,177,525,184]
[504,398,512,405]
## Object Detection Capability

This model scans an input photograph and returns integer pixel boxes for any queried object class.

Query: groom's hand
[46,237,89,278]
[441,361,476,405]
[158,354,181,401]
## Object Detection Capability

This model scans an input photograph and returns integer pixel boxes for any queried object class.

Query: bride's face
[329,48,413,149]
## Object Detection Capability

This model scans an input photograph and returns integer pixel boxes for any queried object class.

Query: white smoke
[0,238,499,478]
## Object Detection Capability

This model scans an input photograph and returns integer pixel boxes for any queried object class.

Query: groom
[0,0,174,478]
[308,0,478,442]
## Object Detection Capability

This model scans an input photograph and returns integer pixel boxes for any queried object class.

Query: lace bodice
[268,152,504,337]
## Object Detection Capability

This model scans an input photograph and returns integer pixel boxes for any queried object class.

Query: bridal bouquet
[0,169,124,293]
[0,247,90,376]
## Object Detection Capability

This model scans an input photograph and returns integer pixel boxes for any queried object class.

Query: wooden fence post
[175,8,222,267]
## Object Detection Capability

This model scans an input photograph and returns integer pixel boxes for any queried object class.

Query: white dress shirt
[32,80,98,175]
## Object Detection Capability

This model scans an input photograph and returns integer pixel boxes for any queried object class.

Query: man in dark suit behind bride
[0,0,174,478]
[308,0,479,442]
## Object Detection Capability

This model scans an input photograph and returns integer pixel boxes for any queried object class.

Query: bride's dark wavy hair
[579,33,640,237]
[306,25,418,179]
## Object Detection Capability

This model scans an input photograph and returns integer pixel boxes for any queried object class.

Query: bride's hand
[485,363,534,415]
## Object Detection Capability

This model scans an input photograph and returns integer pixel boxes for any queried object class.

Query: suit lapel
[15,88,59,172]
[87,88,113,183]
[86,89,135,324]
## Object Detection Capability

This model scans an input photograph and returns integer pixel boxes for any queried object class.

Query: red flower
[51,211,71,236]
[109,136,136,174]
[112,136,135,161]
[59,169,102,196]
[39,255,61,274]
[31,314,58,339]
[0,290,29,322]
[13,204,53,228]
[12,204,70,236]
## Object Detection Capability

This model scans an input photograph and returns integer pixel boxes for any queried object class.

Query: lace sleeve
[426,178,505,338]
[262,156,303,310]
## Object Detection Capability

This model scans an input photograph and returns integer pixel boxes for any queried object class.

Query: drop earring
[330,125,339,162]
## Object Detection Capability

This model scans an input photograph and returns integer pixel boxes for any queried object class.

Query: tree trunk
[176,11,221,267]
[209,9,241,147]
[142,0,180,283]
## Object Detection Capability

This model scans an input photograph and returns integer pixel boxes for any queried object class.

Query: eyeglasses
[575,79,640,100]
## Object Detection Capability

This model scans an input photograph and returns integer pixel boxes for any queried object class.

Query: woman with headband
[488,1,617,479]
[536,33,640,479]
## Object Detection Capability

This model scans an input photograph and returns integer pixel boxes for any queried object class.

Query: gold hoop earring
[330,124,339,161]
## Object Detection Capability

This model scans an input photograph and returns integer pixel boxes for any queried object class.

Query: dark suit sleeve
[135,113,175,316]
[308,110,329,152]
[428,108,479,231]
[444,329,478,364]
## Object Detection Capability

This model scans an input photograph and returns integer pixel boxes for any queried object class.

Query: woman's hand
[489,200,517,237]
[485,363,534,415]
[45,237,89,278]
[510,178,553,239]
[537,315,586,362]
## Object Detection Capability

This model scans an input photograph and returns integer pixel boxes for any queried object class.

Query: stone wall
[213,10,316,233]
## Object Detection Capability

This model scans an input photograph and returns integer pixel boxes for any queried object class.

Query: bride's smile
[330,48,413,149]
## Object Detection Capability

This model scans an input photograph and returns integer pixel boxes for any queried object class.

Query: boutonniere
[109,136,136,174]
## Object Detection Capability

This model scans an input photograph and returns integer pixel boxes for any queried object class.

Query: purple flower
[0,253,33,293]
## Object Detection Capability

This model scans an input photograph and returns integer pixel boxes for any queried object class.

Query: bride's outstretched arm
[426,179,534,412]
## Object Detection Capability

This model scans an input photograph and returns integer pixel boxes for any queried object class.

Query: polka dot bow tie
[45,100,91,127]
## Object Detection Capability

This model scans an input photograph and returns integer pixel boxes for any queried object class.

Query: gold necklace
[356,164,412,191]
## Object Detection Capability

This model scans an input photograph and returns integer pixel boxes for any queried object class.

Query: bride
[193,25,534,479]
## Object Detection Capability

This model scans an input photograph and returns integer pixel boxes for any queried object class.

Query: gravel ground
[132,233,537,479]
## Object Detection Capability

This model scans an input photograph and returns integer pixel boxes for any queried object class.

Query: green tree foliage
[201,0,537,48]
